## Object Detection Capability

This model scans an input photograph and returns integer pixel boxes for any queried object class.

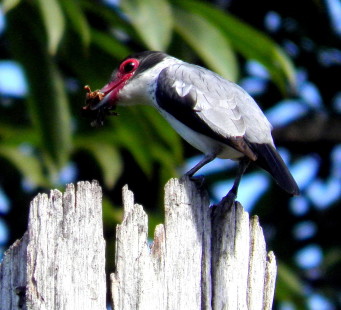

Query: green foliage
[0,144,48,187]
[74,136,123,188]
[175,0,296,92]
[121,0,173,50]
[276,262,306,309]
[2,0,21,13]
[59,0,91,48]
[173,7,238,81]
[6,2,72,175]
[36,0,65,55]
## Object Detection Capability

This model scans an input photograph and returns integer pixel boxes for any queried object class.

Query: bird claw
[210,191,237,220]
[220,191,237,207]
[186,174,206,188]
[15,286,26,308]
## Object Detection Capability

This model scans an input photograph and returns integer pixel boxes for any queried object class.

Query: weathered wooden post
[0,181,106,310]
[112,177,277,310]
[0,178,276,309]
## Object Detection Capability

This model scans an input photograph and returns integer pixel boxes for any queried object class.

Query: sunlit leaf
[82,0,137,40]
[176,0,296,92]
[91,29,131,60]
[150,144,178,176]
[75,138,123,188]
[36,0,65,55]
[59,0,90,47]
[141,106,182,163]
[276,262,305,307]
[112,109,154,177]
[114,105,186,180]
[0,125,38,145]
[34,64,72,169]
[121,0,173,50]
[173,7,238,81]
[102,197,123,226]
[2,0,21,13]
[7,4,72,172]
[0,144,47,186]
[60,36,116,89]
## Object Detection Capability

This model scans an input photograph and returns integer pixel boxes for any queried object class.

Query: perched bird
[83,51,299,205]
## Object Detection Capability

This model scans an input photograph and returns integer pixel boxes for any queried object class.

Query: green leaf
[176,0,296,92]
[150,144,178,175]
[75,138,123,188]
[0,144,47,187]
[173,7,238,81]
[82,0,137,40]
[278,263,303,294]
[35,64,72,170]
[276,262,305,307]
[59,0,90,47]
[36,0,65,54]
[90,29,131,60]
[142,106,183,163]
[0,125,38,145]
[2,0,21,13]
[7,5,72,173]
[102,197,123,226]
[113,114,154,177]
[116,106,185,178]
[121,0,173,50]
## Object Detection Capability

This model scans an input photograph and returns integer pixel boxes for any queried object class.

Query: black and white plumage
[83,51,299,204]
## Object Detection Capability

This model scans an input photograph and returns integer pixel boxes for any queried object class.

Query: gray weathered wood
[111,177,277,310]
[0,181,106,310]
[111,177,212,310]
[1,177,277,309]
[0,233,28,309]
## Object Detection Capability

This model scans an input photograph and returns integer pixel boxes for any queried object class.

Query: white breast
[158,108,244,160]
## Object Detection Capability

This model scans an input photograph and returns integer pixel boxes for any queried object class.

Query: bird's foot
[15,286,26,308]
[220,191,237,207]
[184,174,206,188]
[210,192,237,220]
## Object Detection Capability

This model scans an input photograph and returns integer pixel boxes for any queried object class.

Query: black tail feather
[250,143,300,196]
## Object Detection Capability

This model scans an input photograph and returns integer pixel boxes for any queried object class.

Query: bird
[83,51,300,205]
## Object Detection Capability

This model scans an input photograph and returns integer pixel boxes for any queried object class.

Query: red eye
[119,58,139,74]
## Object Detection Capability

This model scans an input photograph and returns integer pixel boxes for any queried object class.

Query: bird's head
[82,51,172,126]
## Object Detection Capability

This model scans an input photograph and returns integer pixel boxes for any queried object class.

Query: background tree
[0,0,340,309]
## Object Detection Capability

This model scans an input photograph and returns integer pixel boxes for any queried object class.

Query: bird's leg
[219,157,250,207]
[185,153,217,177]
[222,157,250,205]
[184,153,217,186]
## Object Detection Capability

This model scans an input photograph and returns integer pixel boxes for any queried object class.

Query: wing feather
[157,63,273,145]
[155,63,274,159]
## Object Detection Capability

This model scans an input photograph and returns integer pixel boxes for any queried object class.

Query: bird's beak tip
[82,84,118,126]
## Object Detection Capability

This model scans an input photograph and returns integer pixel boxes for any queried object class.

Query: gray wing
[156,63,274,145]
